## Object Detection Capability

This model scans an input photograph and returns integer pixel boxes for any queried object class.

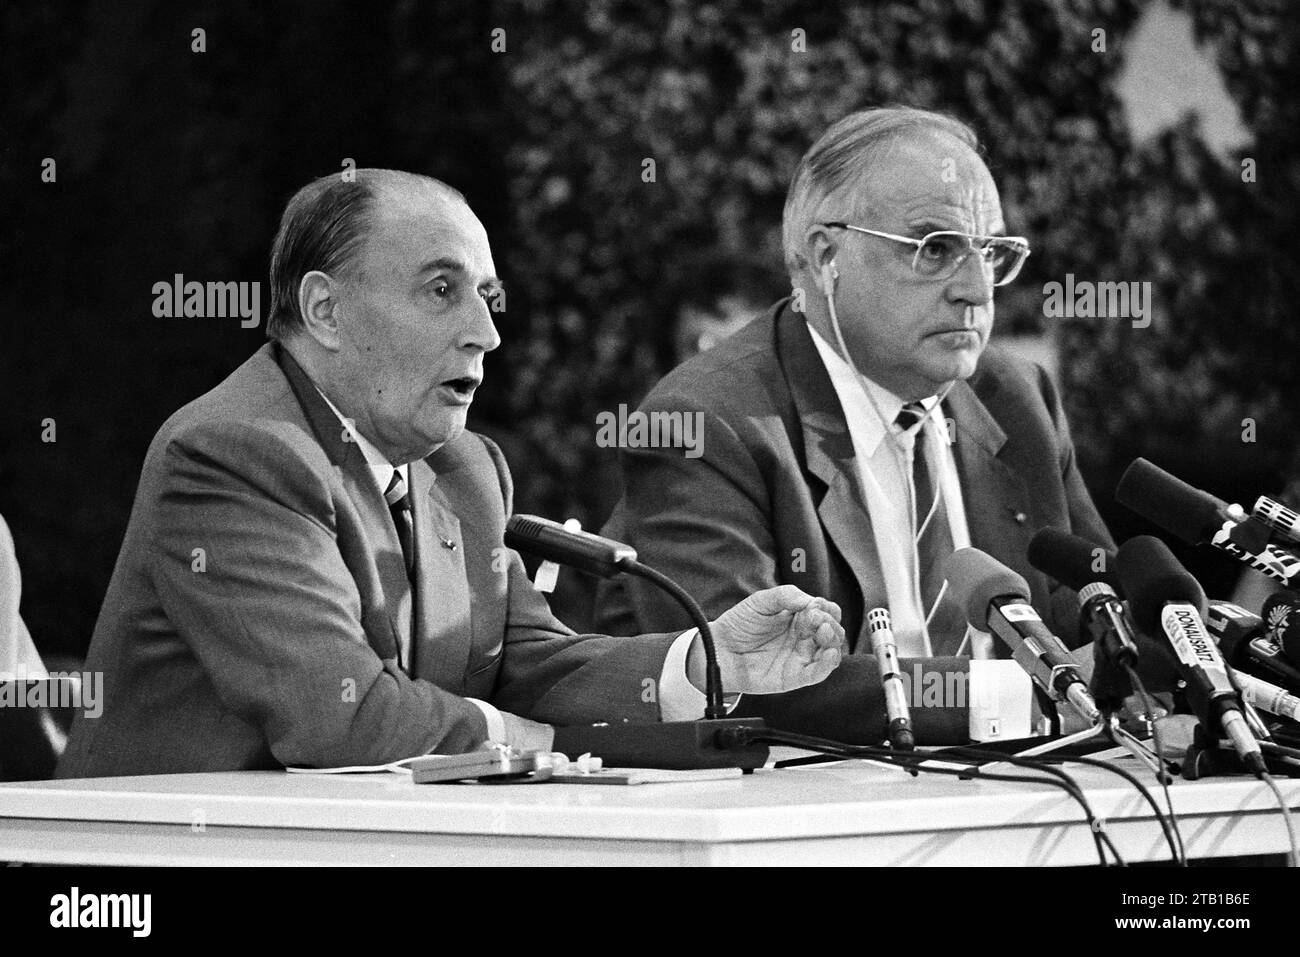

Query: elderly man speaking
[597,107,1114,743]
[57,170,844,778]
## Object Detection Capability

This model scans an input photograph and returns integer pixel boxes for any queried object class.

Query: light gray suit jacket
[58,343,676,777]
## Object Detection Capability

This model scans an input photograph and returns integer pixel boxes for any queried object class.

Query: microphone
[1253,496,1300,546]
[1263,590,1300,671]
[1231,669,1300,725]
[1209,594,1300,693]
[943,548,1100,727]
[867,608,914,751]
[506,514,724,716]
[1026,527,1122,594]
[1026,528,1134,662]
[504,514,638,578]
[504,515,769,770]
[1116,535,1266,774]
[1116,458,1300,586]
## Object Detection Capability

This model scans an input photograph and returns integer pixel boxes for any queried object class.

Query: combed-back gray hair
[781,107,980,274]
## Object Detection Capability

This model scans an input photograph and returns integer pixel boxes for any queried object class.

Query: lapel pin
[441,537,457,550]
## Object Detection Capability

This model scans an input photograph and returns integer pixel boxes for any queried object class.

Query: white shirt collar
[805,325,940,455]
[312,386,408,494]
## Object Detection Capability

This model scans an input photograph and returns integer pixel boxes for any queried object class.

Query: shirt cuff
[466,697,506,745]
[968,659,1033,742]
[658,629,741,721]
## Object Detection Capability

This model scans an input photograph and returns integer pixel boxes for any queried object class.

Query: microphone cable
[930,744,1126,866]
[746,727,1190,865]
[1124,663,1187,865]
[734,727,1118,865]
[1254,769,1299,867]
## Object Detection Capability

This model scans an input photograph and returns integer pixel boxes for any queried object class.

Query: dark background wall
[2,0,1296,657]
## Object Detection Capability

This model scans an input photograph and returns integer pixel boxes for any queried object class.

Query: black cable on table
[1256,769,1299,867]
[747,729,1116,866]
[1124,665,1187,865]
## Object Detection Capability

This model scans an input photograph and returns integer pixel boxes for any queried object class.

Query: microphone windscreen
[943,547,1031,631]
[1116,535,1208,636]
[1115,458,1223,545]
[1027,527,1120,593]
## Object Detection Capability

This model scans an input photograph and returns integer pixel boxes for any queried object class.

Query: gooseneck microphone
[503,514,638,579]
[506,514,724,719]
[943,547,1100,726]
[1116,536,1265,775]
[504,515,769,770]
[867,608,914,751]
[1116,458,1300,586]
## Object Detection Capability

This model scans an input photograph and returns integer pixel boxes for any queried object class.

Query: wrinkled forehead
[840,131,1004,235]
[361,184,494,276]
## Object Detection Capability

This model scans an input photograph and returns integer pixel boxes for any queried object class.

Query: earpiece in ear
[821,260,838,296]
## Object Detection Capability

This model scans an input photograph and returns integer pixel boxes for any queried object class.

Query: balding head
[266,169,467,340]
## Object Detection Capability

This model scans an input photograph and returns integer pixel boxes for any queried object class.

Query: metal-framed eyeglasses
[822,222,1031,286]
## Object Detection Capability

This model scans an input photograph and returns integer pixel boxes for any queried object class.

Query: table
[0,758,1294,866]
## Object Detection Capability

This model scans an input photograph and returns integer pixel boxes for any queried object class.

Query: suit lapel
[407,456,474,688]
[271,343,413,665]
[945,379,1037,588]
[776,306,881,646]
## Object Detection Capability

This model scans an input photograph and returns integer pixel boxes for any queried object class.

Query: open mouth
[441,376,480,398]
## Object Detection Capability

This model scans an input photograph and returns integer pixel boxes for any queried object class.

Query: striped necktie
[384,471,415,580]
[895,402,964,655]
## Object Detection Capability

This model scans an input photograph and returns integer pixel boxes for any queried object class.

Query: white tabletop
[1,756,1294,865]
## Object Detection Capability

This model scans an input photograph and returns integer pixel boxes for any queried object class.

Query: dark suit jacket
[58,343,675,777]
[596,299,1114,743]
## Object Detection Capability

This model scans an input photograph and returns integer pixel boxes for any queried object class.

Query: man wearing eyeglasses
[595,107,1114,743]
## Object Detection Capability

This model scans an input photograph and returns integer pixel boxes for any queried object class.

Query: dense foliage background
[2,0,1295,652]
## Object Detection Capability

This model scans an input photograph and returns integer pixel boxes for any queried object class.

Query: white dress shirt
[806,326,979,657]
[313,387,712,746]
[805,327,1030,738]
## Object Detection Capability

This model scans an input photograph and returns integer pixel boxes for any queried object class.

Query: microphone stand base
[552,718,770,770]
[1182,727,1300,779]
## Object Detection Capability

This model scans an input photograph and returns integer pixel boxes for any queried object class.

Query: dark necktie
[895,403,963,655]
[384,471,415,580]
